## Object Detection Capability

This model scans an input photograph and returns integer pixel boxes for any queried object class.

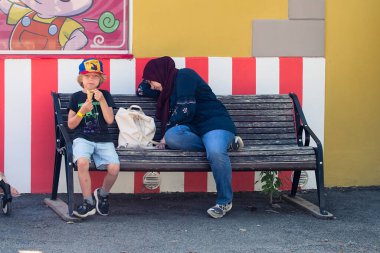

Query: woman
[137,56,243,219]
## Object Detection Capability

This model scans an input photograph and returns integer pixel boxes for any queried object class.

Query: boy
[68,58,120,218]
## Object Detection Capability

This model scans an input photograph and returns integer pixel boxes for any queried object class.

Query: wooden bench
[46,92,333,220]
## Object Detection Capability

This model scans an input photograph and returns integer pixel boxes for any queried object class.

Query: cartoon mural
[0,0,128,53]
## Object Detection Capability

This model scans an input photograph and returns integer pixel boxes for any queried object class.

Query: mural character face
[20,0,93,17]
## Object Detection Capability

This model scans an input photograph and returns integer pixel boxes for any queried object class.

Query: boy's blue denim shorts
[73,138,120,170]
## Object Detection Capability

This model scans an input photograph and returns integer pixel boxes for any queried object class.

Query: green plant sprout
[256,171,282,205]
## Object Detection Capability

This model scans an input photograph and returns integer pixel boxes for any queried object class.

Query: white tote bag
[115,105,156,149]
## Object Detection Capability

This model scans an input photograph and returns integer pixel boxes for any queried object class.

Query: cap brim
[80,70,104,75]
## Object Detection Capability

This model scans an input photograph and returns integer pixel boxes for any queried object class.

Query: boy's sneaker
[73,200,96,218]
[207,202,233,219]
[94,188,109,216]
[230,136,244,151]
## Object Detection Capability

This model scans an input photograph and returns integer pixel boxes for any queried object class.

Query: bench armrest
[289,93,323,152]
[56,124,74,161]
[52,92,74,160]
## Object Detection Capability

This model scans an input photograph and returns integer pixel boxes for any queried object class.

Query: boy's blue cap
[79,58,104,75]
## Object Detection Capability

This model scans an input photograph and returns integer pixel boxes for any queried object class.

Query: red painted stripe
[232,57,256,95]
[182,57,209,192]
[135,58,154,90]
[90,171,107,192]
[279,58,303,103]
[134,57,159,193]
[231,57,256,192]
[185,57,209,82]
[31,59,58,192]
[184,173,208,193]
[99,58,110,91]
[279,57,303,190]
[0,60,4,174]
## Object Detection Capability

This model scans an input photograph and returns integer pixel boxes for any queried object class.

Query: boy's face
[82,73,101,90]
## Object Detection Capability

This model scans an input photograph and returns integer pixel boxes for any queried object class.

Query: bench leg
[64,154,75,216]
[290,171,301,197]
[51,150,62,200]
[315,169,327,215]
[315,151,328,215]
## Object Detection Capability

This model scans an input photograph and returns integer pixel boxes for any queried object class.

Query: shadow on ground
[1,187,379,253]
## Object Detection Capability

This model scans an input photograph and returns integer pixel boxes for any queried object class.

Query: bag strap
[128,105,142,112]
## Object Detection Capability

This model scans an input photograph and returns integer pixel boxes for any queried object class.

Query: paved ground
[1,187,379,253]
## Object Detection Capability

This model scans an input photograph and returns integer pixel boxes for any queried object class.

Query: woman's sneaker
[94,188,109,216]
[207,202,232,218]
[73,200,96,218]
[230,136,244,151]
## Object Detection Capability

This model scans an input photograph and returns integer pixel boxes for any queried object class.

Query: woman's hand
[156,138,166,149]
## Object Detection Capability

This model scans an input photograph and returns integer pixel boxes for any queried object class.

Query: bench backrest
[54,93,297,147]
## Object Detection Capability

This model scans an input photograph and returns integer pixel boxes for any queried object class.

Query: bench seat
[114,146,317,171]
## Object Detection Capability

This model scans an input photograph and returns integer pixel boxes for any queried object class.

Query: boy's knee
[107,163,120,176]
[76,158,89,171]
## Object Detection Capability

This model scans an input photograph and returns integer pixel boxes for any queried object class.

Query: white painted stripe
[58,162,69,193]
[208,57,232,95]
[302,58,325,189]
[254,172,263,191]
[4,59,31,193]
[110,172,135,193]
[256,58,280,94]
[160,172,184,192]
[58,59,83,93]
[207,172,217,192]
[303,171,316,190]
[302,58,325,146]
[57,166,83,194]
[173,57,186,69]
[110,58,136,94]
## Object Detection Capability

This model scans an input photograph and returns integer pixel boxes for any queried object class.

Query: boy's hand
[80,99,93,114]
[93,89,105,102]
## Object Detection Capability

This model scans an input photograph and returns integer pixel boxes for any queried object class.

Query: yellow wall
[324,0,380,186]
[133,0,380,186]
[133,0,288,57]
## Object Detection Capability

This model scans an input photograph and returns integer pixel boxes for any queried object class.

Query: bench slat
[115,162,316,171]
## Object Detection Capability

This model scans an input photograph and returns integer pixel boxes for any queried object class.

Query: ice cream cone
[87,89,94,101]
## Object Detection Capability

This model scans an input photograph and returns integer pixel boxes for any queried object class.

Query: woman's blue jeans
[165,125,234,205]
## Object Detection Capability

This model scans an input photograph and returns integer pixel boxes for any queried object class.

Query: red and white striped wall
[0,57,325,194]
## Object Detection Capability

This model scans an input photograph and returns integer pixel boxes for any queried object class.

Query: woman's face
[148,80,163,92]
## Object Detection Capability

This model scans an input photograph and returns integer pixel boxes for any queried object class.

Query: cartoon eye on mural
[0,0,129,54]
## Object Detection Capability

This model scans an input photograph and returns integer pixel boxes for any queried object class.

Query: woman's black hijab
[142,56,178,135]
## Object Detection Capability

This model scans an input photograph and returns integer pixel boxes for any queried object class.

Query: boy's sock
[84,196,94,205]
[99,188,109,197]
